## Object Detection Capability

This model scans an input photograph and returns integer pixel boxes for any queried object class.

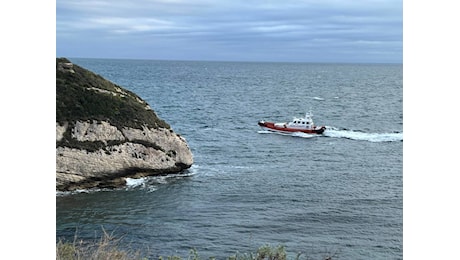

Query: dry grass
[56,228,142,260]
[56,229,337,260]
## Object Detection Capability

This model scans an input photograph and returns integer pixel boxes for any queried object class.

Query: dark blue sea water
[56,59,403,259]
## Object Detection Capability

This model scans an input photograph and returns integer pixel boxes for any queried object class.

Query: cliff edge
[56,58,193,191]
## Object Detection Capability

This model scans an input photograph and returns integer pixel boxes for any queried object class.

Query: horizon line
[59,56,403,65]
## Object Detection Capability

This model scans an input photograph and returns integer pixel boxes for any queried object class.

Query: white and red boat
[258,112,326,134]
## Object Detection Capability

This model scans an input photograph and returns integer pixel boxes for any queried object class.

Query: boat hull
[258,121,326,134]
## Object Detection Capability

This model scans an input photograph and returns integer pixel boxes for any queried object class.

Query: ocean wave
[126,177,147,187]
[56,188,104,196]
[56,167,198,196]
[312,96,325,101]
[125,170,196,191]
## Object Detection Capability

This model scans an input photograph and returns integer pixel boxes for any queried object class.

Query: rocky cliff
[56,58,193,191]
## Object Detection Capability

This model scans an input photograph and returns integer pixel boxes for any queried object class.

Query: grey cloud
[57,0,402,62]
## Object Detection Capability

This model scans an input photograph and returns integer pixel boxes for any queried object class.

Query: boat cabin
[287,115,315,129]
[274,113,316,129]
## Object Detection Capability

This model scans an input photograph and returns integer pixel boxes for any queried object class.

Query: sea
[56,59,403,259]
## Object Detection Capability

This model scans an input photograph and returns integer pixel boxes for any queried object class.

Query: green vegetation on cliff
[56,57,170,130]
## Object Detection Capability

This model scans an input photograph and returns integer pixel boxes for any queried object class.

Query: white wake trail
[323,127,403,142]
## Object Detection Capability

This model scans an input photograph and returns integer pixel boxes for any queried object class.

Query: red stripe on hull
[258,121,325,134]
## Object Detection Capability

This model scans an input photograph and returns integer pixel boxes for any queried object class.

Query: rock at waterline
[56,58,193,191]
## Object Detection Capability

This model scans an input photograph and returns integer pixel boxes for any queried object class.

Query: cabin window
[302,122,305,124]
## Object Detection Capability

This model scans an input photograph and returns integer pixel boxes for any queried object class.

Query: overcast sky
[56,0,402,63]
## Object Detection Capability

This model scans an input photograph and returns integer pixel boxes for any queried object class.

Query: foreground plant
[56,228,141,260]
[57,233,335,260]
[228,244,287,260]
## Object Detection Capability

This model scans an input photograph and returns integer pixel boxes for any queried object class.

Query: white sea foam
[258,127,402,142]
[125,177,147,187]
[257,130,273,134]
[154,176,168,184]
[291,132,316,138]
[126,169,196,190]
[183,164,199,177]
[57,173,193,195]
[56,188,98,196]
[313,96,325,101]
[258,130,317,138]
[258,130,296,136]
[323,128,403,142]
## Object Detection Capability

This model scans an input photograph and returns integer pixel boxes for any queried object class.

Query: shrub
[228,245,287,260]
[56,230,336,260]
[56,57,170,131]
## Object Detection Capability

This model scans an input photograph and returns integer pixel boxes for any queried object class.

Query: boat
[258,112,326,134]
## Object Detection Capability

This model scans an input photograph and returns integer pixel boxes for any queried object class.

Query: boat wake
[323,127,403,142]
[258,128,403,142]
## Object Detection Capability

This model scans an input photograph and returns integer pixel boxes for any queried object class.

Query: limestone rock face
[56,58,193,191]
[56,121,193,191]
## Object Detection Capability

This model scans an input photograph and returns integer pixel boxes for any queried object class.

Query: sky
[56,0,402,63]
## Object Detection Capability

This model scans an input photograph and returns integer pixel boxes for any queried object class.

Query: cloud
[56,0,402,62]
